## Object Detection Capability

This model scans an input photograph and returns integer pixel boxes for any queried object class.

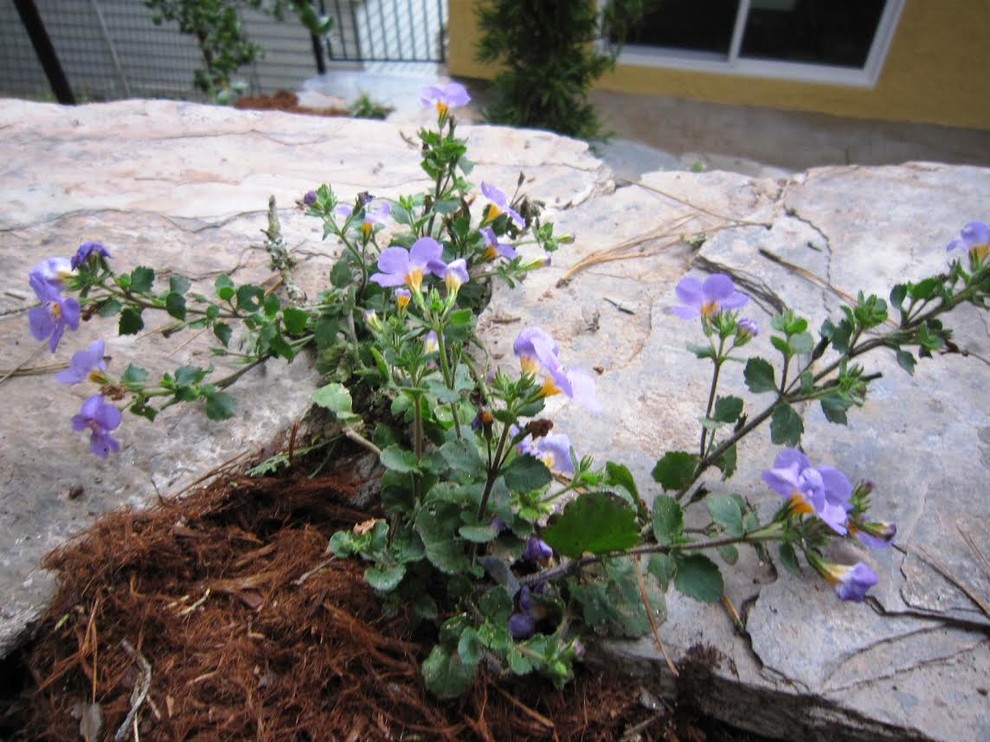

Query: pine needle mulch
[0,451,743,741]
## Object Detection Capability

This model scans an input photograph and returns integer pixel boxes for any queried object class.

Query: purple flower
[946,220,989,262]
[370,237,445,292]
[738,317,759,338]
[763,448,852,534]
[821,562,878,602]
[28,271,81,353]
[508,586,538,639]
[671,274,749,320]
[513,327,560,376]
[512,327,600,414]
[420,81,470,116]
[337,200,390,239]
[481,182,525,229]
[30,257,73,288]
[302,190,317,207]
[71,394,122,458]
[518,432,575,476]
[423,330,439,354]
[849,519,897,549]
[523,537,553,563]
[70,241,111,270]
[441,258,469,293]
[56,339,107,384]
[394,287,411,310]
[481,227,518,260]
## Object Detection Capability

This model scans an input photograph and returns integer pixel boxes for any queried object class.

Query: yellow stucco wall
[448,0,990,131]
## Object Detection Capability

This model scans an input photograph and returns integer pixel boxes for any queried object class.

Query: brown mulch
[0,446,761,741]
[233,89,349,118]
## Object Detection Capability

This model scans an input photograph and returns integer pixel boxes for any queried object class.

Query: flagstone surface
[1,99,987,740]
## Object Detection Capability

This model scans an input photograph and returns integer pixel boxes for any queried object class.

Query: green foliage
[46,74,990,702]
[348,91,394,120]
[475,0,657,142]
[543,492,640,557]
[144,0,332,98]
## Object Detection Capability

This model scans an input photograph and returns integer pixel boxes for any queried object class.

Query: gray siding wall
[1,1,328,102]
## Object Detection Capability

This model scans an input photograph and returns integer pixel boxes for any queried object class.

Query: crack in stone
[823,630,986,693]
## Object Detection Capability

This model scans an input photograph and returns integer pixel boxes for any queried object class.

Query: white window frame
[607,0,905,88]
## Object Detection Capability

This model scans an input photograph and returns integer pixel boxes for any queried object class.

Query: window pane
[740,0,886,68]
[619,0,739,55]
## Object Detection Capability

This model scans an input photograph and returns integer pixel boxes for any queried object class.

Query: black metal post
[14,0,75,104]
[311,0,327,74]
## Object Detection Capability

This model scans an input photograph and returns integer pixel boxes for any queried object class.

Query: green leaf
[458,525,498,543]
[788,331,814,355]
[713,395,743,423]
[447,308,475,327]
[282,307,309,335]
[215,274,235,301]
[770,403,804,446]
[119,306,144,335]
[714,443,737,480]
[330,259,352,288]
[130,266,155,293]
[421,645,477,699]
[707,494,744,537]
[543,492,640,558]
[205,391,235,420]
[651,451,698,491]
[770,335,791,356]
[213,322,232,347]
[169,274,191,295]
[744,357,776,393]
[651,495,683,546]
[174,364,204,387]
[686,342,716,360]
[380,445,420,474]
[502,454,551,493]
[889,283,907,311]
[895,349,917,376]
[365,565,405,592]
[718,545,739,565]
[479,586,513,623]
[605,461,639,502]
[820,393,851,425]
[120,363,148,387]
[165,291,186,320]
[312,382,360,423]
[236,284,263,312]
[778,542,801,575]
[457,628,484,666]
[647,553,676,590]
[415,506,472,575]
[440,438,485,479]
[96,297,122,317]
[674,553,723,603]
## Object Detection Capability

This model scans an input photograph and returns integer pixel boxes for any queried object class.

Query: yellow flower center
[788,493,815,516]
[539,377,563,397]
[700,300,719,317]
[404,268,424,292]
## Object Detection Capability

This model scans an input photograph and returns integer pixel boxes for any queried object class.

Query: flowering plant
[24,83,990,697]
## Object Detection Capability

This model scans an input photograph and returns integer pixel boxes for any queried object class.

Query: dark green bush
[476,0,655,142]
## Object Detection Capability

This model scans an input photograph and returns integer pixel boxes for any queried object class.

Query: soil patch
[234,90,349,118]
[0,446,766,740]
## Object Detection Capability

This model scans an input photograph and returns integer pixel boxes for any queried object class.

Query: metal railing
[4,0,447,105]
[319,0,447,63]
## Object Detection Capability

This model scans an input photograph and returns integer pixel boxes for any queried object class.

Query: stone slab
[482,164,990,741]
[0,99,609,657]
[1,99,988,740]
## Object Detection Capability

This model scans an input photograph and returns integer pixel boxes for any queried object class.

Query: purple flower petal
[57,339,107,384]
